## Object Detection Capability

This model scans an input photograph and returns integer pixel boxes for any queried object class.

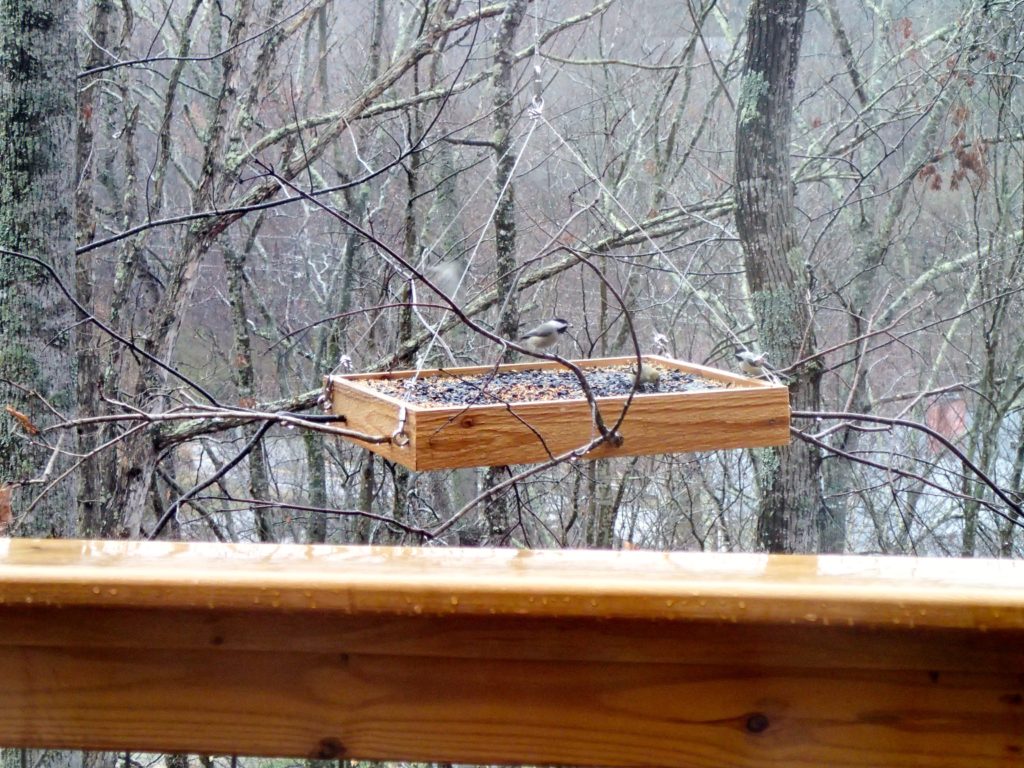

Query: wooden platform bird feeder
[325,354,789,470]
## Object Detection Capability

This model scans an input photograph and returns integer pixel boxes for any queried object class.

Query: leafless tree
[0,0,1022,563]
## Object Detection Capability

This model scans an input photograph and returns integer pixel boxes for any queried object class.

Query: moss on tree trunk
[734,0,824,554]
[0,0,77,535]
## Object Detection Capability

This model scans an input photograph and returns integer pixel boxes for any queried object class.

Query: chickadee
[652,332,671,356]
[519,318,570,351]
[735,348,768,378]
[632,362,661,388]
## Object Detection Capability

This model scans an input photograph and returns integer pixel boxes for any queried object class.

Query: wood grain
[2,645,1021,766]
[328,355,790,469]
[0,539,1022,765]
[1,539,1022,628]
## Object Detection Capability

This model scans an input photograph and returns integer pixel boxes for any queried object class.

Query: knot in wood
[745,713,770,734]
[312,737,346,760]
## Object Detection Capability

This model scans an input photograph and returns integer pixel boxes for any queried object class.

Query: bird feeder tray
[325,354,789,470]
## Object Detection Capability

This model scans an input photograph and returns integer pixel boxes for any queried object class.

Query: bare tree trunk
[586,457,636,549]
[490,0,527,350]
[0,0,77,536]
[482,0,528,544]
[0,5,87,768]
[1003,436,1024,557]
[734,0,822,554]
[303,431,329,543]
[303,0,384,547]
[74,0,112,536]
[386,50,425,543]
[105,0,257,536]
[225,233,274,542]
[353,454,376,543]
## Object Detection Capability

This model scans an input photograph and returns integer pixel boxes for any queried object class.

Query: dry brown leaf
[4,405,40,435]
[0,484,12,532]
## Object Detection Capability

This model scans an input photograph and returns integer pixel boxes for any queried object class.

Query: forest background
[2,0,1023,564]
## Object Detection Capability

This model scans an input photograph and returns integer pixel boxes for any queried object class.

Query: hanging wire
[407,0,752,404]
[534,109,746,351]
[404,7,547,387]
[514,0,750,354]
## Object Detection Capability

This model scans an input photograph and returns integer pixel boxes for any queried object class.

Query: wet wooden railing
[0,538,1022,766]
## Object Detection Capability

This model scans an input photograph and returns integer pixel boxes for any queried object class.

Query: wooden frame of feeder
[0,538,1022,766]
[326,354,790,470]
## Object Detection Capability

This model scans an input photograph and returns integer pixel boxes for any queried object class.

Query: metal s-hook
[392,405,411,447]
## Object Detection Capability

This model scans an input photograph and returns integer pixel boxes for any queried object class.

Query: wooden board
[327,355,790,469]
[0,538,1022,766]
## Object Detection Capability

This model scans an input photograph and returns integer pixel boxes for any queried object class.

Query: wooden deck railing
[0,538,1022,766]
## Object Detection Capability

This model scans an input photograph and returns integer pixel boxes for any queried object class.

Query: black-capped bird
[519,318,570,351]
[735,349,768,378]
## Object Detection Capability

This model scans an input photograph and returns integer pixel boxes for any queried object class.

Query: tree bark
[482,0,528,544]
[0,0,77,535]
[225,239,275,542]
[0,11,90,768]
[734,0,823,554]
[74,0,112,536]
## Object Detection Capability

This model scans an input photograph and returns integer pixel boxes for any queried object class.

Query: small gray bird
[519,318,570,351]
[735,349,768,378]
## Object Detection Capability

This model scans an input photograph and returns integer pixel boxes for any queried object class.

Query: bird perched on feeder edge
[519,318,570,351]
[735,348,768,378]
